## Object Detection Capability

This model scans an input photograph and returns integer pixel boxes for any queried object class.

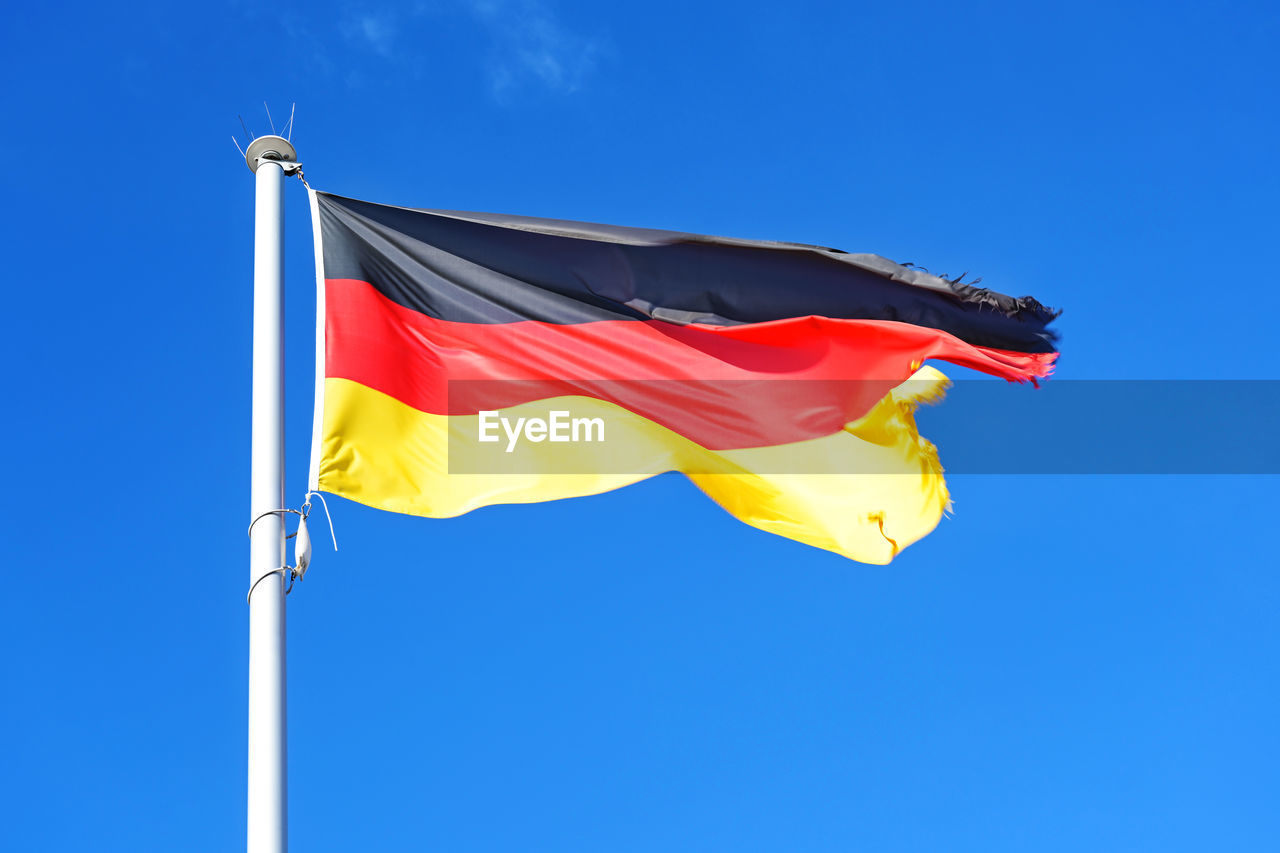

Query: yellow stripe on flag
[316,368,952,563]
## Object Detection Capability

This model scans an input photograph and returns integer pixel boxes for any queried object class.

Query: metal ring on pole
[248,508,304,540]
[247,567,296,604]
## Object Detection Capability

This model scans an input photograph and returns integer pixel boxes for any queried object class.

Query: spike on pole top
[235,102,302,175]
[245,135,300,174]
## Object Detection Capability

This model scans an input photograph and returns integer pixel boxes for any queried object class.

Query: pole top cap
[245,135,299,174]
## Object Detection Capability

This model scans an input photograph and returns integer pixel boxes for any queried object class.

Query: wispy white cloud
[358,14,396,56]
[466,0,607,97]
[343,10,398,58]
[273,1,607,98]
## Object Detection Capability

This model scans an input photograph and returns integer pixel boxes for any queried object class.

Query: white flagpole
[245,134,298,853]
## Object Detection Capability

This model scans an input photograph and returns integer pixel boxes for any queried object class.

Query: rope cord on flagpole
[302,491,338,550]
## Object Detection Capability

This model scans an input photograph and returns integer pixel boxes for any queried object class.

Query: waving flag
[307,191,1059,562]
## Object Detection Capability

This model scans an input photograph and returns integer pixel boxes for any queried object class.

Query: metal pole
[245,134,297,853]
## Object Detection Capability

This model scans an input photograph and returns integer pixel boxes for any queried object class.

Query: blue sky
[2,1,1278,850]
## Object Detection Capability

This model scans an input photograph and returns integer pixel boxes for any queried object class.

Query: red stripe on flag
[325,278,1055,450]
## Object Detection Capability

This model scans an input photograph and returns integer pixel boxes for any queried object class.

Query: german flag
[307,191,1059,563]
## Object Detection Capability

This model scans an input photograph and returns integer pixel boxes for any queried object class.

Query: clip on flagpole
[245,509,300,604]
[245,498,337,603]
